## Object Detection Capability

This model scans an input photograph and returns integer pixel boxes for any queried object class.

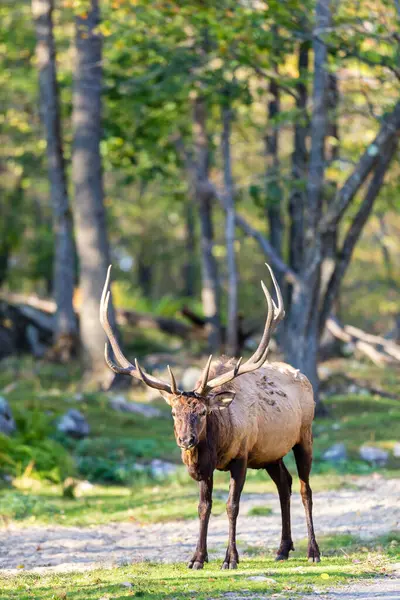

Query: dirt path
[0,476,399,574]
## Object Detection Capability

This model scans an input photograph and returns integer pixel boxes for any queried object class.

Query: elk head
[100,264,284,451]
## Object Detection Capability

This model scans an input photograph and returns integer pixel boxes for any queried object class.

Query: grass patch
[247,506,273,517]
[0,535,397,600]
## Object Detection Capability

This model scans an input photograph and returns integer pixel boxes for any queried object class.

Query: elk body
[100,265,320,569]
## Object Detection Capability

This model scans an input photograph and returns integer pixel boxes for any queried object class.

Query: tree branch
[320,101,400,232]
[319,139,398,336]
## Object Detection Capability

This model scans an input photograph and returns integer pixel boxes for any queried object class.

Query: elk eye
[171,410,176,417]
[200,409,207,417]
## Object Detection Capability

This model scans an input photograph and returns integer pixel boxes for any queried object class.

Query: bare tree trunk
[137,250,152,298]
[182,197,196,297]
[221,99,238,356]
[288,41,309,276]
[284,0,332,406]
[265,78,283,265]
[72,0,118,384]
[193,98,222,352]
[0,241,10,289]
[32,0,77,359]
[320,72,340,304]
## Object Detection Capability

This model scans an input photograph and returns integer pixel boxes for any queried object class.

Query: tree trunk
[32,0,77,359]
[289,41,309,276]
[193,98,222,352]
[0,241,10,289]
[284,0,332,407]
[71,0,118,384]
[320,72,339,304]
[221,100,238,356]
[265,78,283,265]
[182,198,196,297]
[137,250,152,298]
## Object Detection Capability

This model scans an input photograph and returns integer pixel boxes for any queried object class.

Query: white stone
[109,395,162,418]
[57,409,89,439]
[322,443,347,462]
[359,445,388,465]
[0,396,16,435]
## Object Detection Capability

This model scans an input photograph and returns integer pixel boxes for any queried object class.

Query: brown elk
[100,264,320,570]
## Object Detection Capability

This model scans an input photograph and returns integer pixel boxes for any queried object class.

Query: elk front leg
[222,458,247,570]
[188,475,213,570]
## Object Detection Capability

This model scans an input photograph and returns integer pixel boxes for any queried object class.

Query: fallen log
[0,293,203,346]
[326,317,400,366]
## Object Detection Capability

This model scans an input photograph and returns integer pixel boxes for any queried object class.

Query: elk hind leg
[265,460,294,560]
[293,431,320,562]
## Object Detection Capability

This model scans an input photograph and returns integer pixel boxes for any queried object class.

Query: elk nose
[179,435,196,449]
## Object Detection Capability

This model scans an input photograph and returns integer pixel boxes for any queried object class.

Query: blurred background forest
[0,0,399,524]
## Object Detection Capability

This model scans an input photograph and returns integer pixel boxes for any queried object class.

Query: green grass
[1,533,399,600]
[247,505,273,517]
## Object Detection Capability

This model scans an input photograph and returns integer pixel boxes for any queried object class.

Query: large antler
[100,266,181,395]
[195,264,284,395]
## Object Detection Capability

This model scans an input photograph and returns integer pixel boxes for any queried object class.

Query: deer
[100,264,320,570]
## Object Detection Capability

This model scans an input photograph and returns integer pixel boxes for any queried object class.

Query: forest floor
[0,358,399,598]
[0,475,399,599]
[0,475,399,573]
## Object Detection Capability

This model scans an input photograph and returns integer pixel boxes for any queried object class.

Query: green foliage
[247,505,273,517]
[0,406,74,483]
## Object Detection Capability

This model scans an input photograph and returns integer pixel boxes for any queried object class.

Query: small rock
[0,396,16,435]
[359,445,388,466]
[393,443,400,458]
[150,459,178,479]
[322,443,347,462]
[57,409,90,439]
[121,581,133,589]
[132,463,146,472]
[109,395,162,418]
[247,576,277,584]
[318,365,333,380]
[75,480,94,496]
[179,367,203,390]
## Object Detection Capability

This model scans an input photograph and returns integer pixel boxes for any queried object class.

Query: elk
[100,264,320,570]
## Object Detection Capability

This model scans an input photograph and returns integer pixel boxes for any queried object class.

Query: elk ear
[159,391,175,406]
[208,391,236,411]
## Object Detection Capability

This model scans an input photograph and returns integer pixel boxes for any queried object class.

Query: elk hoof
[188,560,204,569]
[308,555,321,563]
[307,546,321,563]
[275,553,289,561]
[222,560,237,570]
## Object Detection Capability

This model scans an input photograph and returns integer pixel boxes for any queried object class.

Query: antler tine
[134,358,177,393]
[168,365,178,394]
[201,264,284,392]
[100,266,181,395]
[195,355,213,396]
[100,266,132,370]
[233,356,243,376]
[264,263,285,322]
[104,342,135,375]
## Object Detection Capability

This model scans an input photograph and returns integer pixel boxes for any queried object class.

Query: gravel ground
[0,476,398,575]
